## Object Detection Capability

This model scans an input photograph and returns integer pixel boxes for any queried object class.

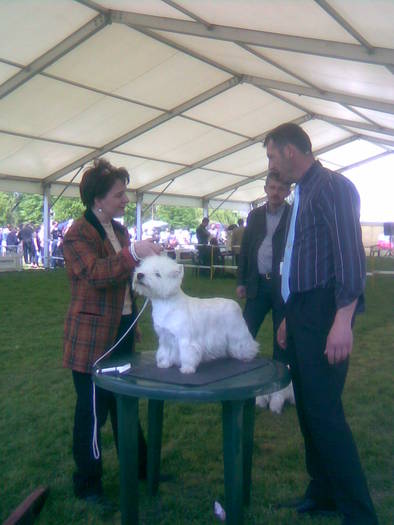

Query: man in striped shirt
[264,123,378,525]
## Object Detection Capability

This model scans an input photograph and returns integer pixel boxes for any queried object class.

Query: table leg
[243,398,255,506]
[147,399,164,496]
[117,395,139,525]
[222,400,244,525]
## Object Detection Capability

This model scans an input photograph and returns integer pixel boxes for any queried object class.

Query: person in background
[265,122,378,525]
[236,171,291,363]
[63,158,161,507]
[196,217,210,269]
[231,218,246,266]
[6,226,19,254]
[1,225,9,255]
[18,223,34,265]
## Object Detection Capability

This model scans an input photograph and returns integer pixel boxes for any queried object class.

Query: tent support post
[136,193,143,241]
[203,199,209,219]
[43,184,51,269]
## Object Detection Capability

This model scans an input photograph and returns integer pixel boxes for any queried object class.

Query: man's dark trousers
[243,275,287,364]
[286,288,378,525]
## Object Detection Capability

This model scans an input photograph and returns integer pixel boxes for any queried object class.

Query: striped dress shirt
[289,161,366,310]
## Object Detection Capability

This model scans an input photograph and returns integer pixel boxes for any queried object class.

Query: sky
[343,154,394,223]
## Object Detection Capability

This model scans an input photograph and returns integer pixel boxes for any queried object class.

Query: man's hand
[325,318,353,364]
[236,285,246,299]
[133,240,162,259]
[277,318,287,349]
[324,300,357,365]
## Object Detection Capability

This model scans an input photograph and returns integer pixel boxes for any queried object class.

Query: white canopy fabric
[0,0,393,213]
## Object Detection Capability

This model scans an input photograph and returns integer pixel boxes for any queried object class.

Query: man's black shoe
[296,497,338,516]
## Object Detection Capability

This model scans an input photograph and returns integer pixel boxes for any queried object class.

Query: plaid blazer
[63,210,137,373]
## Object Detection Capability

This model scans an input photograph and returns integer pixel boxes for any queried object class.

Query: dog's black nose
[137,272,144,280]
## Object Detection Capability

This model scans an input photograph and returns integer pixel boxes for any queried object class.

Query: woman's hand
[132,240,162,259]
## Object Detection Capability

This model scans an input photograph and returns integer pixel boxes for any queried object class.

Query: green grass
[0,257,393,524]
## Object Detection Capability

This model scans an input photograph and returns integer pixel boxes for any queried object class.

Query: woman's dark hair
[264,122,312,155]
[79,158,130,209]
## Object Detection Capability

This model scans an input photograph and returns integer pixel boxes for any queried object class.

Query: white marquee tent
[0,0,393,242]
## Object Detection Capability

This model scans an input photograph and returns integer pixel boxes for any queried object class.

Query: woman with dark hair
[63,158,161,505]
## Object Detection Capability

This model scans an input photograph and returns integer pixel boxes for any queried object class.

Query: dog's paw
[157,358,171,368]
[180,364,196,374]
[256,395,270,408]
[269,395,285,414]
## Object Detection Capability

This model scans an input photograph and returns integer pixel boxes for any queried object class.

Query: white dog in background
[256,378,295,414]
[132,255,259,374]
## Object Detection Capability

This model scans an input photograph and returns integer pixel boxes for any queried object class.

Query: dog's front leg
[156,329,177,369]
[179,339,203,374]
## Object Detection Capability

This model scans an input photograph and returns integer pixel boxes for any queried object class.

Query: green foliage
[155,205,201,229]
[1,190,244,232]
[0,192,18,225]
[153,205,242,230]
[124,202,137,226]
[209,208,242,227]
[52,197,84,223]
[12,193,43,226]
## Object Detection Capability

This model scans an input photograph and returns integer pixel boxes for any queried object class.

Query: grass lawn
[0,257,393,524]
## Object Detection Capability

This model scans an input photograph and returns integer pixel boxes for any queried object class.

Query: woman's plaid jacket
[63,210,138,373]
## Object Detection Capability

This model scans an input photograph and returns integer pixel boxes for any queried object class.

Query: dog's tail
[228,326,259,361]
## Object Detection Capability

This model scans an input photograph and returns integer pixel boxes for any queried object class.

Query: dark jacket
[237,202,290,299]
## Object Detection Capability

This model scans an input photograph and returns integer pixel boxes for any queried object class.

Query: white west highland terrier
[256,378,295,414]
[132,255,259,374]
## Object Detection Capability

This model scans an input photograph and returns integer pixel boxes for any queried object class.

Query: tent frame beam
[204,134,360,200]
[0,14,109,99]
[113,11,394,67]
[42,77,240,184]
[137,115,312,192]
[245,75,394,114]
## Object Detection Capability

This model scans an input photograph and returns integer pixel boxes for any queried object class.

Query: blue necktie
[281,185,299,302]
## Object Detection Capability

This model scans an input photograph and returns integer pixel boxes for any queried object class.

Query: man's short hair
[80,158,130,209]
[264,123,312,155]
[202,217,209,225]
[265,170,291,189]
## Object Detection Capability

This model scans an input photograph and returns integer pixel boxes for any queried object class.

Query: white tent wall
[0,0,393,240]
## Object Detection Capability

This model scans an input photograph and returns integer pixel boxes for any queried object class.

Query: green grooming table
[94,351,290,525]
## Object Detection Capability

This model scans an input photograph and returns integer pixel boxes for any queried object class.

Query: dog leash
[92,298,149,460]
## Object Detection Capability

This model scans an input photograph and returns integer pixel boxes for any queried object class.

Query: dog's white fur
[132,255,259,374]
[256,380,295,414]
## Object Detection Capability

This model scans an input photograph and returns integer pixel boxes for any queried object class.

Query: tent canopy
[0,0,393,213]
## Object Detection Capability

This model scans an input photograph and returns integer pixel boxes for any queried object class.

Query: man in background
[236,171,290,363]
[231,218,245,266]
[196,217,210,269]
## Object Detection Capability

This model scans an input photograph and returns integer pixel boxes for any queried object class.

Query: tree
[14,194,43,226]
[0,192,18,226]
[155,205,201,229]
[52,197,84,223]
[209,209,241,227]
[124,203,137,227]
